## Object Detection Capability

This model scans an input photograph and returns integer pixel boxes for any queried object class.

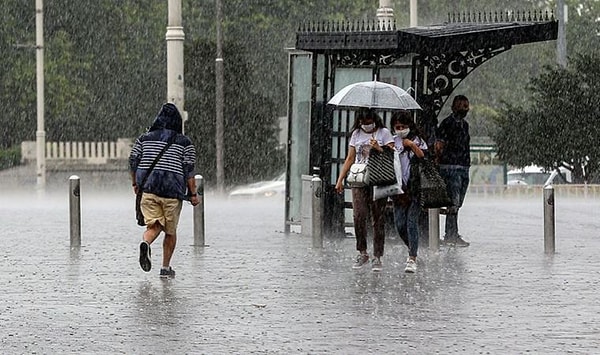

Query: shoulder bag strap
[139,134,176,190]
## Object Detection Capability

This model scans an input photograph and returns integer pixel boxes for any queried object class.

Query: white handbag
[346,163,367,187]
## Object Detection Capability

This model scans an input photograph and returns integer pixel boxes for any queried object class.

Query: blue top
[129,103,196,200]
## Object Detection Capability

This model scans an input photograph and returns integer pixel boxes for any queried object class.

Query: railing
[21,138,133,164]
[469,184,600,198]
[47,141,116,159]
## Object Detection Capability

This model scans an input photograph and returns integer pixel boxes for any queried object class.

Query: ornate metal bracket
[417,46,510,117]
[332,51,406,67]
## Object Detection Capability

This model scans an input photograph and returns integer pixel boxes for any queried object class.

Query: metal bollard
[69,175,81,247]
[193,174,205,246]
[311,172,323,248]
[543,185,555,253]
[428,208,440,250]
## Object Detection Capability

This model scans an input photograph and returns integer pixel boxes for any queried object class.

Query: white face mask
[397,128,410,139]
[361,123,376,132]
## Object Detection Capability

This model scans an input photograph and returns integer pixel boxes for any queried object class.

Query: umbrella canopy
[327,80,421,110]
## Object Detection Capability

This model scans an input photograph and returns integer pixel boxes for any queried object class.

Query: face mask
[455,110,468,118]
[397,128,410,139]
[361,123,375,132]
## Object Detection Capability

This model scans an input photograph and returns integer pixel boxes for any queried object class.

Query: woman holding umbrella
[334,108,394,272]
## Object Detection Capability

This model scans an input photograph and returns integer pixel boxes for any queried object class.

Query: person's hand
[402,138,414,148]
[133,184,138,195]
[369,138,382,152]
[189,194,200,206]
[335,180,344,194]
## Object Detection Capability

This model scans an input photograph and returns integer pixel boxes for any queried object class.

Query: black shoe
[159,267,176,278]
[139,241,152,272]
[454,236,470,247]
[444,235,470,247]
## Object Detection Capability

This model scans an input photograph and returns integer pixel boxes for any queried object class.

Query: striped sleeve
[128,137,143,171]
[182,144,196,179]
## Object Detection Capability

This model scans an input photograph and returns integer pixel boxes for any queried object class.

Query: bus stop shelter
[285,10,558,236]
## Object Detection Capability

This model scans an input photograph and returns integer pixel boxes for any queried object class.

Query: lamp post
[36,0,46,190]
[166,0,186,131]
[376,0,394,29]
[557,0,567,68]
[215,0,224,194]
[410,0,417,27]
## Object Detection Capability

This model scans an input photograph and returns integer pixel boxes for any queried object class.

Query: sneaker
[455,236,470,247]
[444,235,470,247]
[139,241,152,272]
[352,253,369,269]
[159,267,176,278]
[404,258,417,273]
[371,257,383,272]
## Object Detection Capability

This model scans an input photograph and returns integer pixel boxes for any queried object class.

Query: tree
[184,38,285,186]
[185,0,378,118]
[492,53,600,182]
[0,0,168,147]
[0,0,36,149]
[2,0,599,186]
[43,0,167,140]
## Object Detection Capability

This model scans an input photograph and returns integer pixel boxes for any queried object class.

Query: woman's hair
[390,111,422,139]
[351,108,385,132]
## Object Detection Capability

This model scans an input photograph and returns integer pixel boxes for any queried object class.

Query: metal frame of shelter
[285,10,558,235]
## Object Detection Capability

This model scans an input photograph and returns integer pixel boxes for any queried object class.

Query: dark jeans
[393,194,420,257]
[439,165,470,239]
[351,187,387,257]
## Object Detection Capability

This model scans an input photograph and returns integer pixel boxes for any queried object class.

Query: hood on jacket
[149,103,183,133]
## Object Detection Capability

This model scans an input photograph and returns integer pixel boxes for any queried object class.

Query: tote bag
[373,150,404,200]
[365,146,396,186]
[135,191,145,226]
[409,157,452,208]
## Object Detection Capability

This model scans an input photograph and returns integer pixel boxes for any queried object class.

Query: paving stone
[1,191,599,353]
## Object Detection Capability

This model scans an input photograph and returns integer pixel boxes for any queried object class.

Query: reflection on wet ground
[1,192,599,353]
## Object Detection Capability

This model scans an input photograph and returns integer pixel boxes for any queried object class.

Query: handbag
[346,163,367,187]
[365,146,396,186]
[373,150,404,200]
[135,135,175,226]
[135,192,145,226]
[409,157,452,209]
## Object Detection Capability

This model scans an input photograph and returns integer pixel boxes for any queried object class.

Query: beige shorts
[141,193,183,235]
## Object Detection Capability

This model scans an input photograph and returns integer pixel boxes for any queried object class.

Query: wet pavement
[2,189,600,354]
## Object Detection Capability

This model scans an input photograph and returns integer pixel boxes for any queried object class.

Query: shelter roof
[296,11,558,55]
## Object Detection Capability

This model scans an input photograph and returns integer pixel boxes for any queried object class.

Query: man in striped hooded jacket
[129,103,199,278]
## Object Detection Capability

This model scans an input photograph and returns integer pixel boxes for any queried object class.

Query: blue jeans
[439,166,470,239]
[393,195,420,257]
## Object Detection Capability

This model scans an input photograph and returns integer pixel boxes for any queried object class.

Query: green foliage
[1,0,599,185]
[0,146,21,170]
[493,53,600,182]
[44,30,92,141]
[184,38,285,186]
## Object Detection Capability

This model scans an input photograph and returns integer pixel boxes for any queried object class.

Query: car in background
[228,173,286,198]
[507,165,572,186]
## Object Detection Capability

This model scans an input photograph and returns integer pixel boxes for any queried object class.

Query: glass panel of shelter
[287,52,313,225]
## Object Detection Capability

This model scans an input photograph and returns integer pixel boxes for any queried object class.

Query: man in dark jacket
[129,103,199,277]
[435,95,471,247]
